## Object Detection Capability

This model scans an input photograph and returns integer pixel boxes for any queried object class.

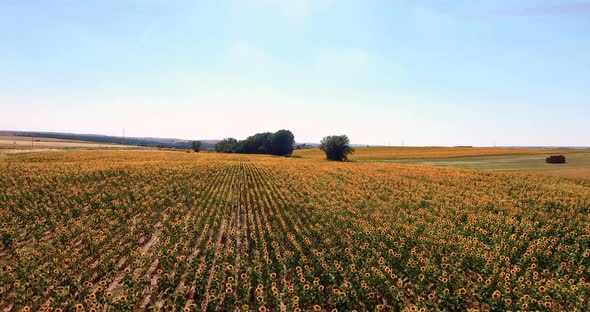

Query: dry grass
[535,168,590,180]
[293,146,588,160]
[294,147,590,180]
[0,135,135,151]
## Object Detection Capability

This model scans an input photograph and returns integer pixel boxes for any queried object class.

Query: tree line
[214,130,295,156]
[193,130,354,161]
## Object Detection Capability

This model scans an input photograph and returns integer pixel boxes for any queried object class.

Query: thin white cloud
[466,1,590,17]
[224,40,290,82]
[227,41,271,64]
[241,0,334,21]
[315,48,376,72]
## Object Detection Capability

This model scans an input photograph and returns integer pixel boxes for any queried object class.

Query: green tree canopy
[214,130,295,156]
[320,135,354,161]
[236,132,273,154]
[191,140,202,152]
[215,138,238,153]
[270,130,295,156]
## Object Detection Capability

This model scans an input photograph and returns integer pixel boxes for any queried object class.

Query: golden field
[1,151,590,311]
[0,135,132,151]
[293,146,588,160]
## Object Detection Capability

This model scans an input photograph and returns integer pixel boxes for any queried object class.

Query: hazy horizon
[1,0,589,146]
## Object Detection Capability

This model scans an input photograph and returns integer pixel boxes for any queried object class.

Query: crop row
[1,151,589,311]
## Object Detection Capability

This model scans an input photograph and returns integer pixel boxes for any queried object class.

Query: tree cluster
[215,130,295,156]
[191,140,202,152]
[320,135,354,161]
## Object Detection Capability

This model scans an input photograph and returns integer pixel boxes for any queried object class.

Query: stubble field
[1,151,590,311]
[0,135,134,153]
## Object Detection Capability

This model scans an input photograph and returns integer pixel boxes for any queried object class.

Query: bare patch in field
[382,152,590,174]
[294,146,590,160]
[537,168,590,180]
[0,148,60,155]
[0,135,133,150]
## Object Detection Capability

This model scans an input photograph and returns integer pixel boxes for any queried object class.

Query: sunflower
[492,290,501,299]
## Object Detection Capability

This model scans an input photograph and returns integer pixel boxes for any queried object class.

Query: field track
[1,151,590,311]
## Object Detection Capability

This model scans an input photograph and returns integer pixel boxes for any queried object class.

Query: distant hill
[0,130,219,150]
[6,131,584,151]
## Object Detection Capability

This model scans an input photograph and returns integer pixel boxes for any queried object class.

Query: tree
[191,140,202,152]
[320,135,354,161]
[214,130,297,156]
[237,132,273,154]
[215,138,238,153]
[270,129,295,156]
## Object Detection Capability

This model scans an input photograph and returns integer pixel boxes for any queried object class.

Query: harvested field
[0,135,133,150]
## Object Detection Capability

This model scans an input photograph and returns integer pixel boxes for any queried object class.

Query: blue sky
[1,0,589,146]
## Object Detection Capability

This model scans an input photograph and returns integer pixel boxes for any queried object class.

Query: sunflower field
[1,151,589,311]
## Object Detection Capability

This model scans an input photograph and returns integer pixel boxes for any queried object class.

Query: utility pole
[31,136,34,148]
